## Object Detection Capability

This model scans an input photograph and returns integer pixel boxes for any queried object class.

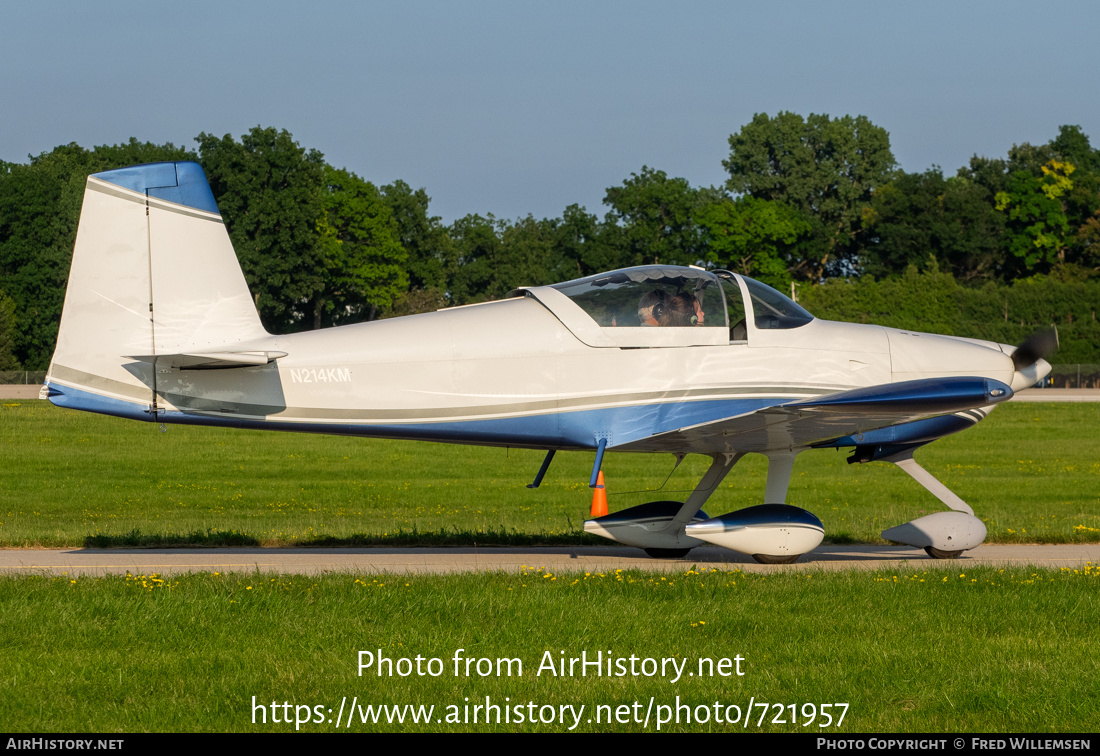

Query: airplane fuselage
[135,293,1020,455]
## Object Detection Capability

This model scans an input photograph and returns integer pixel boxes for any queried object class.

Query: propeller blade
[1012,327,1059,371]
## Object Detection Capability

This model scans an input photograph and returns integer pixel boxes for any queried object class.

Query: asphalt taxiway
[0,544,1096,577]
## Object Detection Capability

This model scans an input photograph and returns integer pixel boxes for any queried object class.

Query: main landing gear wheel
[924,546,963,559]
[644,548,692,559]
[752,554,800,565]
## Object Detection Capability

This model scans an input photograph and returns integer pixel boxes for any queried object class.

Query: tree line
[1,114,1098,370]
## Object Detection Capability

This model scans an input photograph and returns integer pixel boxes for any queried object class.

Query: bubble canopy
[544,265,814,334]
[551,266,726,328]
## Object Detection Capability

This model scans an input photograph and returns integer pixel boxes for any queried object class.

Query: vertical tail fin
[47,161,271,419]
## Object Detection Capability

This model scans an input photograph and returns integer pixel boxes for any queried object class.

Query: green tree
[498,215,559,289]
[313,166,408,328]
[994,160,1074,273]
[1051,125,1100,174]
[961,126,1100,279]
[1072,208,1100,276]
[447,214,505,305]
[724,112,896,281]
[445,214,561,304]
[695,196,810,289]
[381,179,454,301]
[1050,126,1100,276]
[197,127,327,332]
[0,290,20,370]
[603,166,717,267]
[552,204,622,280]
[861,169,1005,282]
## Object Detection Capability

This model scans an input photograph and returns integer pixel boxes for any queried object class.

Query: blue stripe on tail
[90,161,220,215]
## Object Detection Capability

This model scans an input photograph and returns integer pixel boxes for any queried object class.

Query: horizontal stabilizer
[126,351,287,369]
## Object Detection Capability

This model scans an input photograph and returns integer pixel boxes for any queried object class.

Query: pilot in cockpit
[638,289,707,327]
[659,293,705,327]
[637,289,668,326]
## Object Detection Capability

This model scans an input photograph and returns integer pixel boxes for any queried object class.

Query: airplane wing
[613,376,1013,454]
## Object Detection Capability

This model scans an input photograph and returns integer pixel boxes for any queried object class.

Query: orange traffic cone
[590,470,608,518]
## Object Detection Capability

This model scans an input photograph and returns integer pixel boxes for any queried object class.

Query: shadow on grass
[298,525,608,548]
[825,533,864,545]
[80,526,606,549]
[79,527,1090,549]
[83,529,261,548]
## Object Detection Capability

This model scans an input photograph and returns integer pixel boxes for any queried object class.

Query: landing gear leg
[641,453,745,559]
[763,450,796,506]
[888,450,972,515]
[879,450,987,558]
[670,452,745,532]
[683,449,824,562]
[583,453,743,557]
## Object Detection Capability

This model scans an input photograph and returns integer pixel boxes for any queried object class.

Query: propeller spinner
[1012,327,1059,371]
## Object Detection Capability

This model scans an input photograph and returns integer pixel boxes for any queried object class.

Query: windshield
[551,266,727,329]
[742,277,813,329]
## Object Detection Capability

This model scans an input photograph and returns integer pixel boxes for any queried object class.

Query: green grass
[3,401,1097,734]
[0,401,1097,547]
[1,565,1097,732]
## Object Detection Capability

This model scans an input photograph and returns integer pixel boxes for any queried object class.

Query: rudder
[46,161,270,419]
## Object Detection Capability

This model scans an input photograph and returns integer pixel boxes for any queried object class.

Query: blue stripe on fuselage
[45,382,780,449]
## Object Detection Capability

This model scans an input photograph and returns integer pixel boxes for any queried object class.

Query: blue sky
[3,1,1097,223]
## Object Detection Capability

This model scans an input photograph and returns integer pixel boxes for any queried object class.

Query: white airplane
[44,161,1056,563]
